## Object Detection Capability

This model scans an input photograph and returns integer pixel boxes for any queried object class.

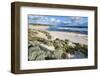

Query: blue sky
[28,15,88,26]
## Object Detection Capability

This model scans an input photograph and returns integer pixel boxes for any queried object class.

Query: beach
[28,15,88,60]
[29,25,88,45]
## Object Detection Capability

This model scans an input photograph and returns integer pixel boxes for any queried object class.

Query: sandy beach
[29,25,88,45]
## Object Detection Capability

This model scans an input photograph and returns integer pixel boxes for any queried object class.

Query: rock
[28,28,88,61]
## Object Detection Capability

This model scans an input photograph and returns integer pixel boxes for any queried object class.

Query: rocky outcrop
[28,28,88,61]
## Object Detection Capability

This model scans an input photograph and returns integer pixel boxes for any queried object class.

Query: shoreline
[29,25,88,45]
[49,31,87,45]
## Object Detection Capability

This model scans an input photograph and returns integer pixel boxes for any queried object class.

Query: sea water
[48,24,88,35]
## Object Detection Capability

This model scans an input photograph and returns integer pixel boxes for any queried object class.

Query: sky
[28,15,88,26]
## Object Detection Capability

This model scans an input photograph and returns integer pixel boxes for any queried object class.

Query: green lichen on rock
[28,28,88,61]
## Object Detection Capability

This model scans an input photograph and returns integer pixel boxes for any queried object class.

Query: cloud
[56,19,61,23]
[63,20,72,24]
[28,15,88,26]
[50,18,56,22]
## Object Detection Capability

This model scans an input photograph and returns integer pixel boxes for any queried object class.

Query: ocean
[48,24,88,35]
